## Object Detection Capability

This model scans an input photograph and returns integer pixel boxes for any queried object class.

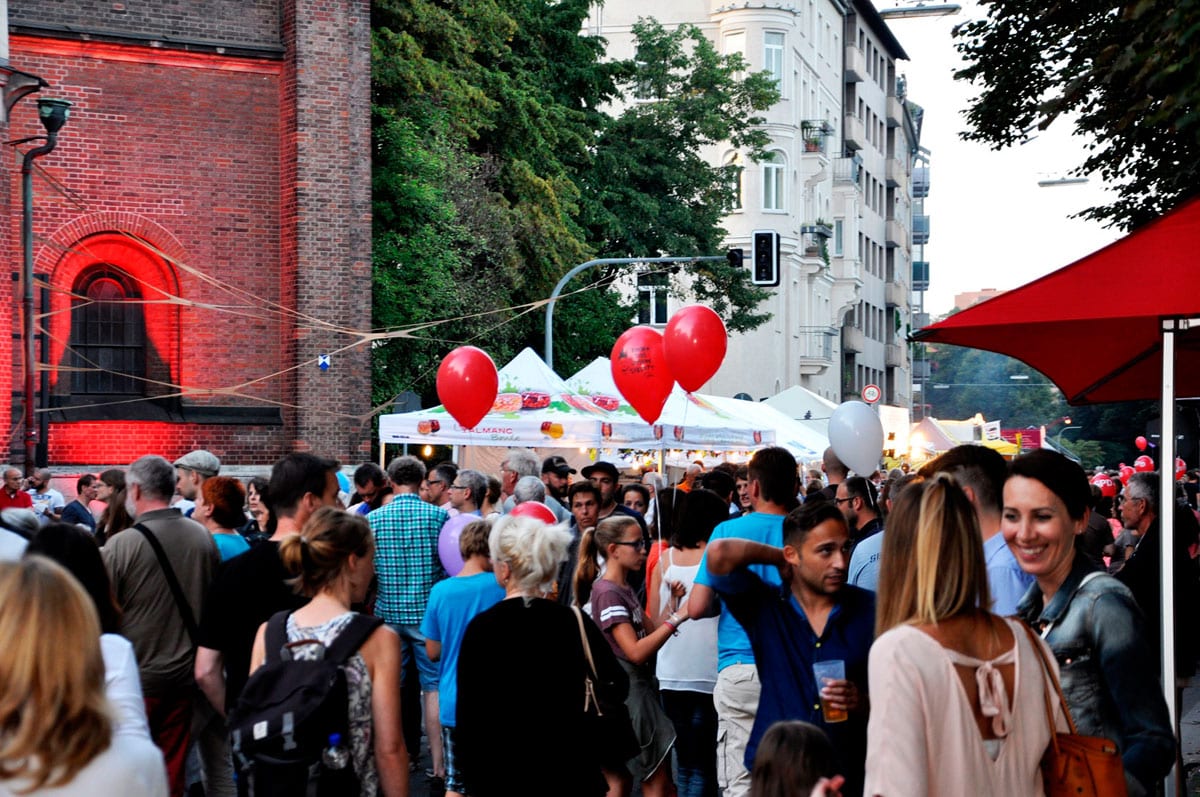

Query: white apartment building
[589,0,924,416]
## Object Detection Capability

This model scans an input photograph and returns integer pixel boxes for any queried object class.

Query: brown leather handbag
[1021,621,1128,797]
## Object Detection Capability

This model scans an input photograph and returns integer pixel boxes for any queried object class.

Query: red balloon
[1177,457,1187,481]
[436,346,498,429]
[1118,464,1135,484]
[611,327,674,425]
[509,501,558,525]
[1134,455,1154,472]
[663,305,727,392]
[1090,474,1117,498]
[1135,435,1148,451]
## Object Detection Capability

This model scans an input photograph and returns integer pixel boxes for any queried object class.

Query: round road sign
[862,384,881,404]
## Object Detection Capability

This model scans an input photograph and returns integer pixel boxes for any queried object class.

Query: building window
[69,267,146,397]
[762,151,785,211]
[637,272,670,326]
[833,220,844,256]
[764,32,785,88]
[724,152,744,210]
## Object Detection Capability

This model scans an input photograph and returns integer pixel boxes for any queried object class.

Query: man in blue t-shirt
[703,501,875,797]
[421,518,505,797]
[689,446,798,797]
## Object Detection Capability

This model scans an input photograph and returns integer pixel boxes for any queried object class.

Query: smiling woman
[1005,449,1174,795]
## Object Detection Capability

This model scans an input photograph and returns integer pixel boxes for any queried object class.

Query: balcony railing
[886,96,905,128]
[886,219,908,249]
[912,166,929,198]
[845,44,866,82]
[844,114,866,152]
[885,281,908,308]
[886,157,907,190]
[843,325,865,354]
[912,214,930,245]
[886,343,905,368]
[912,260,929,291]
[833,156,861,185]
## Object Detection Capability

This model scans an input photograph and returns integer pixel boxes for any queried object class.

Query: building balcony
[833,155,862,185]
[886,157,907,190]
[843,325,865,354]
[912,260,930,291]
[886,96,905,128]
[912,214,930,245]
[885,281,908,308]
[798,326,838,375]
[845,44,866,82]
[914,311,931,329]
[912,166,930,198]
[844,114,866,152]
[885,343,905,368]
[886,218,908,249]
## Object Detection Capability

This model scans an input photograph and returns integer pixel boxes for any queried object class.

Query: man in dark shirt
[836,476,882,544]
[703,501,875,797]
[194,453,341,714]
[60,473,98,533]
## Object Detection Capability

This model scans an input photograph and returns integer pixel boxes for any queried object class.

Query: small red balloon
[436,346,499,429]
[612,327,674,425]
[509,501,558,525]
[664,305,727,393]
[1134,455,1154,473]
[1118,464,1135,484]
[1135,435,1148,451]
[1176,457,1187,481]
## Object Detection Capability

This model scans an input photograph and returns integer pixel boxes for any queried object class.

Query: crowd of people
[0,442,1195,797]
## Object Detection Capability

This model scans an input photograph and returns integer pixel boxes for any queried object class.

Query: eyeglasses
[449,484,468,491]
[834,496,853,505]
[426,479,445,487]
[613,539,646,552]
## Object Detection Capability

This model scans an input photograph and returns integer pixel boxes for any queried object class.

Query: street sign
[862,384,881,404]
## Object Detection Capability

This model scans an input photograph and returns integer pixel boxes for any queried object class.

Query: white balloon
[828,401,884,476]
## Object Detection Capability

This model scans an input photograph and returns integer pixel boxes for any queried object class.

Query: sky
[883,1,1122,318]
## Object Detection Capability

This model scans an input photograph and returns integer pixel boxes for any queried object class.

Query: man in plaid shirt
[370,455,450,780]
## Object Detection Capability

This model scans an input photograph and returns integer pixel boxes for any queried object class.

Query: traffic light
[726,248,744,269]
[751,230,780,286]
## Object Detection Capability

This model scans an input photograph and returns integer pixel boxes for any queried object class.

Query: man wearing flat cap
[173,449,220,517]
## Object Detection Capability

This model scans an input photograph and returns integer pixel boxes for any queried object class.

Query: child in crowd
[750,720,843,797]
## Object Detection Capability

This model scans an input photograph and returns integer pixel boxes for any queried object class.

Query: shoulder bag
[134,522,200,644]
[572,605,639,766]
[1019,621,1127,797]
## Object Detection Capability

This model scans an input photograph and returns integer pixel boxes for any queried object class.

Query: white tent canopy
[762,385,839,438]
[703,395,827,462]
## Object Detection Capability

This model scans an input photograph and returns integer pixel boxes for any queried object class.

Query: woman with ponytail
[248,507,408,797]
[574,515,688,797]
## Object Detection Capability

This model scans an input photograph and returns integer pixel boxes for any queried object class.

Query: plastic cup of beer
[813,659,848,723]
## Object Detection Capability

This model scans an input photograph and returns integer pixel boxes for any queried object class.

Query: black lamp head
[37,98,72,136]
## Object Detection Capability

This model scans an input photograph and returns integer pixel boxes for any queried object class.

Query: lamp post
[20,98,71,473]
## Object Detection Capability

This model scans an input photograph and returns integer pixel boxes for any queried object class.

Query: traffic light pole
[543,254,730,371]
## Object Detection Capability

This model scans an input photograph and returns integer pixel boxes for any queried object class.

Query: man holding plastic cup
[702,501,875,797]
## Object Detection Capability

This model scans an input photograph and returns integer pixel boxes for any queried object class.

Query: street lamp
[20,98,71,473]
[877,2,961,20]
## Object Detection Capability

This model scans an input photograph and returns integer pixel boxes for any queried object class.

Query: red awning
[912,196,1200,404]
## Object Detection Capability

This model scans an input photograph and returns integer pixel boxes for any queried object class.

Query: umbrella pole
[1160,321,1179,796]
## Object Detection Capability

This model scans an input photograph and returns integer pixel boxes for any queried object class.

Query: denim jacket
[1016,552,1174,796]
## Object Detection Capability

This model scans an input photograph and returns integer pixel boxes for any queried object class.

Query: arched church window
[69,267,146,397]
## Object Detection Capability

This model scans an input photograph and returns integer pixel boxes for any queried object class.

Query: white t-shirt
[0,735,167,797]
[101,634,151,739]
[27,488,65,524]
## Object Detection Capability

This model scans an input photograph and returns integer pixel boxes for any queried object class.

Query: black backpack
[228,610,383,797]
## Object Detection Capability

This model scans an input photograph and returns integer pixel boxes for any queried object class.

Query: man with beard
[835,476,882,545]
[703,501,874,797]
[540,455,574,503]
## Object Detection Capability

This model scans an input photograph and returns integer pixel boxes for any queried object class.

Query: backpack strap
[324,614,385,665]
[264,610,292,664]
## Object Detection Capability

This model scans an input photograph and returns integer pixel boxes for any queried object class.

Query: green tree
[953,0,1200,229]
[370,4,780,407]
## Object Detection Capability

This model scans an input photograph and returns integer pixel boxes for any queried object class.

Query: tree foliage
[953,0,1200,228]
[370,3,780,408]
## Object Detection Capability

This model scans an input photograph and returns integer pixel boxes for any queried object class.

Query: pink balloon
[438,514,476,576]
[509,501,557,524]
[437,347,499,429]
[1134,455,1154,473]
[611,326,674,425]
[664,305,727,392]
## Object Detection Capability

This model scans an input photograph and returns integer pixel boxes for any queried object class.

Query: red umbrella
[912,195,1200,404]
[913,196,1200,787]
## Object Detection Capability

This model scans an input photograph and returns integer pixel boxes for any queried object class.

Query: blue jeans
[392,623,439,691]
[662,689,719,797]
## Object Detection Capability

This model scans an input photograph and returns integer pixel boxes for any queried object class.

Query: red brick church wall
[2,0,371,467]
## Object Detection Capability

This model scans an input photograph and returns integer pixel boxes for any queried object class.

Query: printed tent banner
[565,358,775,451]
[378,348,626,448]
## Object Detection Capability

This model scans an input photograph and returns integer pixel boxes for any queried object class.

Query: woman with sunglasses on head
[575,515,690,797]
[1005,450,1173,796]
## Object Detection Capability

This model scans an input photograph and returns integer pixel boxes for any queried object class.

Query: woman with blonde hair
[0,555,167,795]
[865,474,1065,796]
[456,514,625,797]
[247,507,408,797]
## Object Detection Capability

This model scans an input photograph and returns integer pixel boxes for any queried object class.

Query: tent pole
[1160,322,1178,796]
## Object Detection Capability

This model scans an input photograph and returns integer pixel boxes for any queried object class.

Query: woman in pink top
[864,474,1066,797]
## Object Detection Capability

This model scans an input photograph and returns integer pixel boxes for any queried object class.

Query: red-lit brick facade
[2,0,372,468]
